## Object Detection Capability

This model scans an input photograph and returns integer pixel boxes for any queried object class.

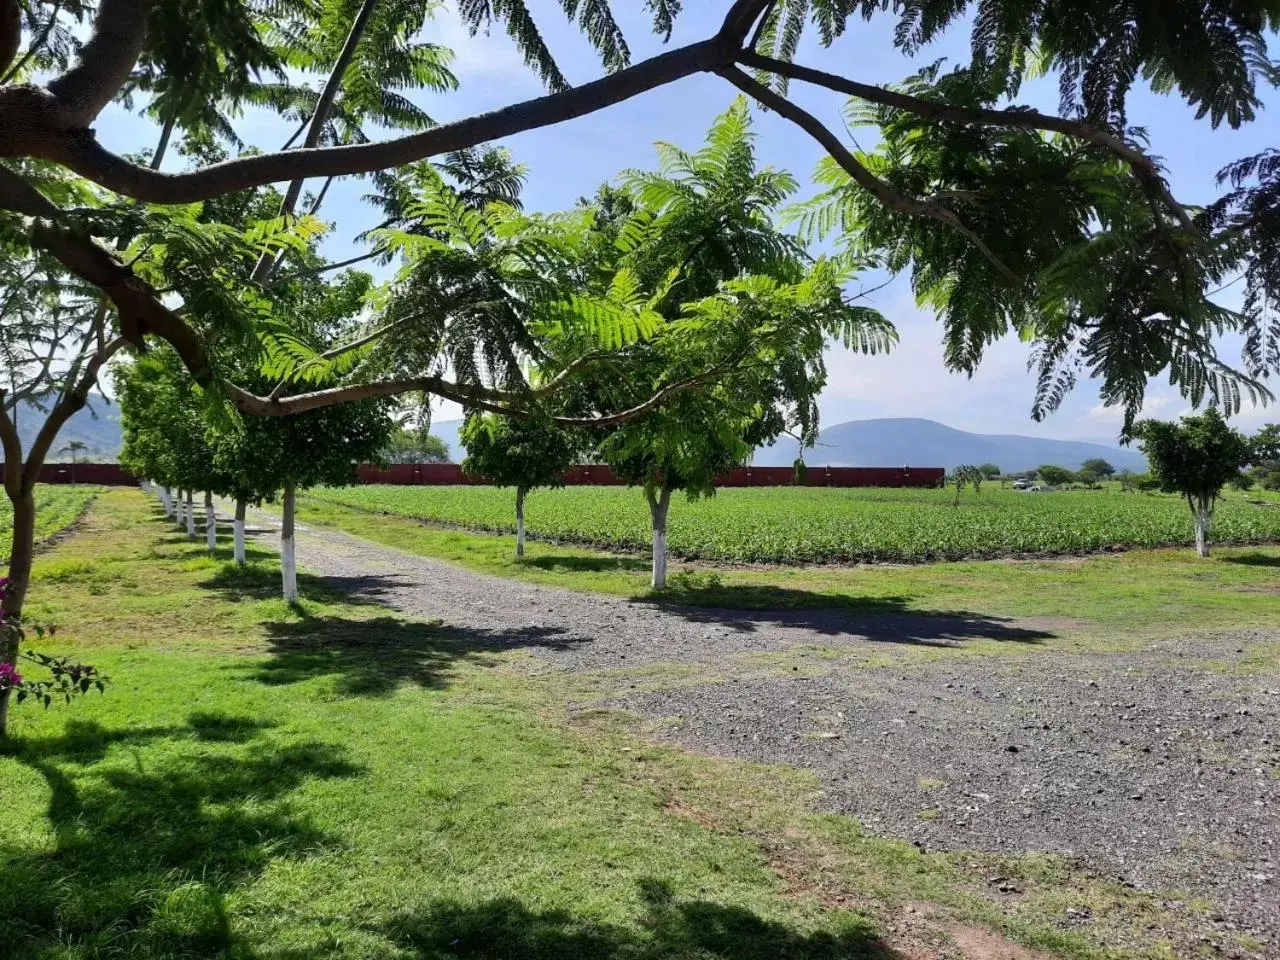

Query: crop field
[310,484,1280,563]
[0,486,99,561]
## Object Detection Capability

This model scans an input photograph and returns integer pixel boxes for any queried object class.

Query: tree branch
[552,364,737,428]
[34,38,726,204]
[45,0,147,126]
[1,0,59,85]
[721,67,1021,284]
[0,391,23,499]
[270,250,379,285]
[738,50,1198,235]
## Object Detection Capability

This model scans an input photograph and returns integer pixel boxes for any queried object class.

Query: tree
[383,424,450,464]
[1136,409,1251,557]
[571,103,892,588]
[951,465,984,502]
[460,413,582,558]
[978,463,1001,480]
[1081,458,1116,479]
[1037,465,1074,487]
[1075,467,1101,489]
[57,439,87,484]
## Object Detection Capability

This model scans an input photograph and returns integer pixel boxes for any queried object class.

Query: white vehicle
[1013,478,1030,490]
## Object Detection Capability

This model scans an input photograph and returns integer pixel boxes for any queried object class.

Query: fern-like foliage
[783,62,1270,433]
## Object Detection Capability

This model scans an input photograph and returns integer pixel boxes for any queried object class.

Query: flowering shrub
[0,577,106,711]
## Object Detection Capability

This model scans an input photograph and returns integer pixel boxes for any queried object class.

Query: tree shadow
[1,712,360,957]
[1222,551,1280,567]
[250,613,587,696]
[643,587,1052,648]
[519,553,650,574]
[322,877,900,960]
[196,563,403,606]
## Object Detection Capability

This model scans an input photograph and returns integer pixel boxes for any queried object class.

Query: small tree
[57,440,88,484]
[460,413,581,558]
[1081,457,1116,479]
[951,464,984,503]
[1136,409,1250,557]
[1076,467,1102,488]
[1037,464,1074,487]
[978,463,1001,480]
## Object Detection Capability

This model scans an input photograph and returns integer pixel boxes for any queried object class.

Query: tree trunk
[0,490,36,737]
[160,486,173,517]
[281,484,297,603]
[234,499,247,566]
[185,489,196,538]
[1194,497,1213,558]
[204,490,216,554]
[646,486,672,590]
[515,488,526,559]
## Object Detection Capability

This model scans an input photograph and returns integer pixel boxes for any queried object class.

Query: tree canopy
[2,0,1278,440]
[1136,409,1251,556]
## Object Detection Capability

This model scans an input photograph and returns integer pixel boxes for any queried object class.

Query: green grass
[310,484,1280,564]
[0,490,1230,959]
[298,494,1280,642]
[0,485,99,561]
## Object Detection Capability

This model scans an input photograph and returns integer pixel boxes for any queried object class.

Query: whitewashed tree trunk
[281,484,298,603]
[204,491,217,553]
[174,489,185,528]
[185,489,196,538]
[234,499,247,566]
[160,487,173,517]
[646,486,672,589]
[1193,496,1214,558]
[515,488,526,559]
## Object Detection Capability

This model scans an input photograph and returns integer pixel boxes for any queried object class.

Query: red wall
[28,462,945,489]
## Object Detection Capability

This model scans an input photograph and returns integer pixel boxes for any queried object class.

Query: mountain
[15,396,123,461]
[752,417,1146,474]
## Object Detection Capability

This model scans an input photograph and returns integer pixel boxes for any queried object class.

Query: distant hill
[15,395,123,461]
[433,415,1144,474]
[752,417,1146,474]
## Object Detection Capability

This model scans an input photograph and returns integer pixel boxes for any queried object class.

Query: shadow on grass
[328,877,896,960]
[519,553,650,574]
[251,613,585,696]
[1222,551,1280,568]
[1,713,360,958]
[644,584,1052,647]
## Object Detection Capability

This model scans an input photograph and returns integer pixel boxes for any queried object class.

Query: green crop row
[0,486,100,562]
[309,484,1280,564]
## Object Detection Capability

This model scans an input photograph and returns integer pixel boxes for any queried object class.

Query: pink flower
[0,662,21,688]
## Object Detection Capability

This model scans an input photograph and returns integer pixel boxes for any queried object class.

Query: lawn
[298,493,1280,642]
[0,485,100,561]
[0,490,1233,959]
[310,484,1280,563]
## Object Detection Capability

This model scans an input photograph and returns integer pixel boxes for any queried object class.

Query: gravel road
[240,505,1280,953]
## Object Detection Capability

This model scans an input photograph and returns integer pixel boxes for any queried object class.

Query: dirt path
[238,504,1280,954]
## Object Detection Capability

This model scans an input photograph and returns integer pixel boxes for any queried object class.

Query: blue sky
[95,2,1279,442]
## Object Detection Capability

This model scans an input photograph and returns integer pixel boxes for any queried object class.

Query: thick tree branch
[45,0,147,126]
[0,392,23,498]
[32,38,726,203]
[722,67,1021,284]
[738,50,1198,235]
[1,0,18,75]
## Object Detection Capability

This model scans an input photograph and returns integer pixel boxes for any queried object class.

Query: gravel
[242,506,1280,952]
